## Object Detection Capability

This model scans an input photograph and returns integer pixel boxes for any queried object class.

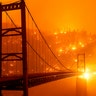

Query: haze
[0,0,96,33]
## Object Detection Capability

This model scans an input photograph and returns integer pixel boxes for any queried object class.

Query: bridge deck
[0,72,81,90]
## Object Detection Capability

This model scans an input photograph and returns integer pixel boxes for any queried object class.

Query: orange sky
[1,0,96,33]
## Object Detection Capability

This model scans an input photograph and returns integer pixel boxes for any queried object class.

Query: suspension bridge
[0,0,85,96]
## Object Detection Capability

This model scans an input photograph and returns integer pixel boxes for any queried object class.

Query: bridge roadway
[0,72,81,90]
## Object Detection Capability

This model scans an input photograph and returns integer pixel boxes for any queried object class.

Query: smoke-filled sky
[1,1,96,96]
[1,0,96,33]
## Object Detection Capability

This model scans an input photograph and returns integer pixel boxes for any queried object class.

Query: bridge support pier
[0,90,2,96]
[0,3,2,96]
[0,0,28,96]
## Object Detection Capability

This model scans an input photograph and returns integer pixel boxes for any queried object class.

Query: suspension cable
[5,2,72,72]
[27,41,62,71]
[5,11,62,72]
[5,11,17,28]
[25,5,71,71]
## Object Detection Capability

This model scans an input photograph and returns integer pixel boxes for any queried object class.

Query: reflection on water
[76,77,87,96]
[29,77,76,96]
[87,75,96,96]
[2,91,23,96]
[2,76,96,96]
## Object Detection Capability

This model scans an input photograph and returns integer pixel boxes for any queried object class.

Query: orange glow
[79,42,85,47]
[54,32,58,35]
[1,0,96,75]
[85,68,90,72]
[74,59,77,62]
[59,48,63,53]
[71,46,77,51]
[1,0,96,33]
[64,31,67,34]
[81,44,85,48]
[92,71,96,75]
[79,72,91,80]
[79,68,91,80]
[60,30,64,34]
[83,72,90,79]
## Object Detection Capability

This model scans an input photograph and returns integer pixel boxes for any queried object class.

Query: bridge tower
[77,53,85,72]
[76,53,87,96]
[0,0,28,96]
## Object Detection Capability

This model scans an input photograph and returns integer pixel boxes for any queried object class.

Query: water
[29,77,76,96]
[2,76,96,96]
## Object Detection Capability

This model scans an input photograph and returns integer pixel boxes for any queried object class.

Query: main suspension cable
[5,11,62,72]
[25,5,71,71]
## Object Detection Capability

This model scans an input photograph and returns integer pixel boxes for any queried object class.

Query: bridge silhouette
[0,0,85,96]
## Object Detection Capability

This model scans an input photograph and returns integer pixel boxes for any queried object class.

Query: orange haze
[1,0,96,33]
